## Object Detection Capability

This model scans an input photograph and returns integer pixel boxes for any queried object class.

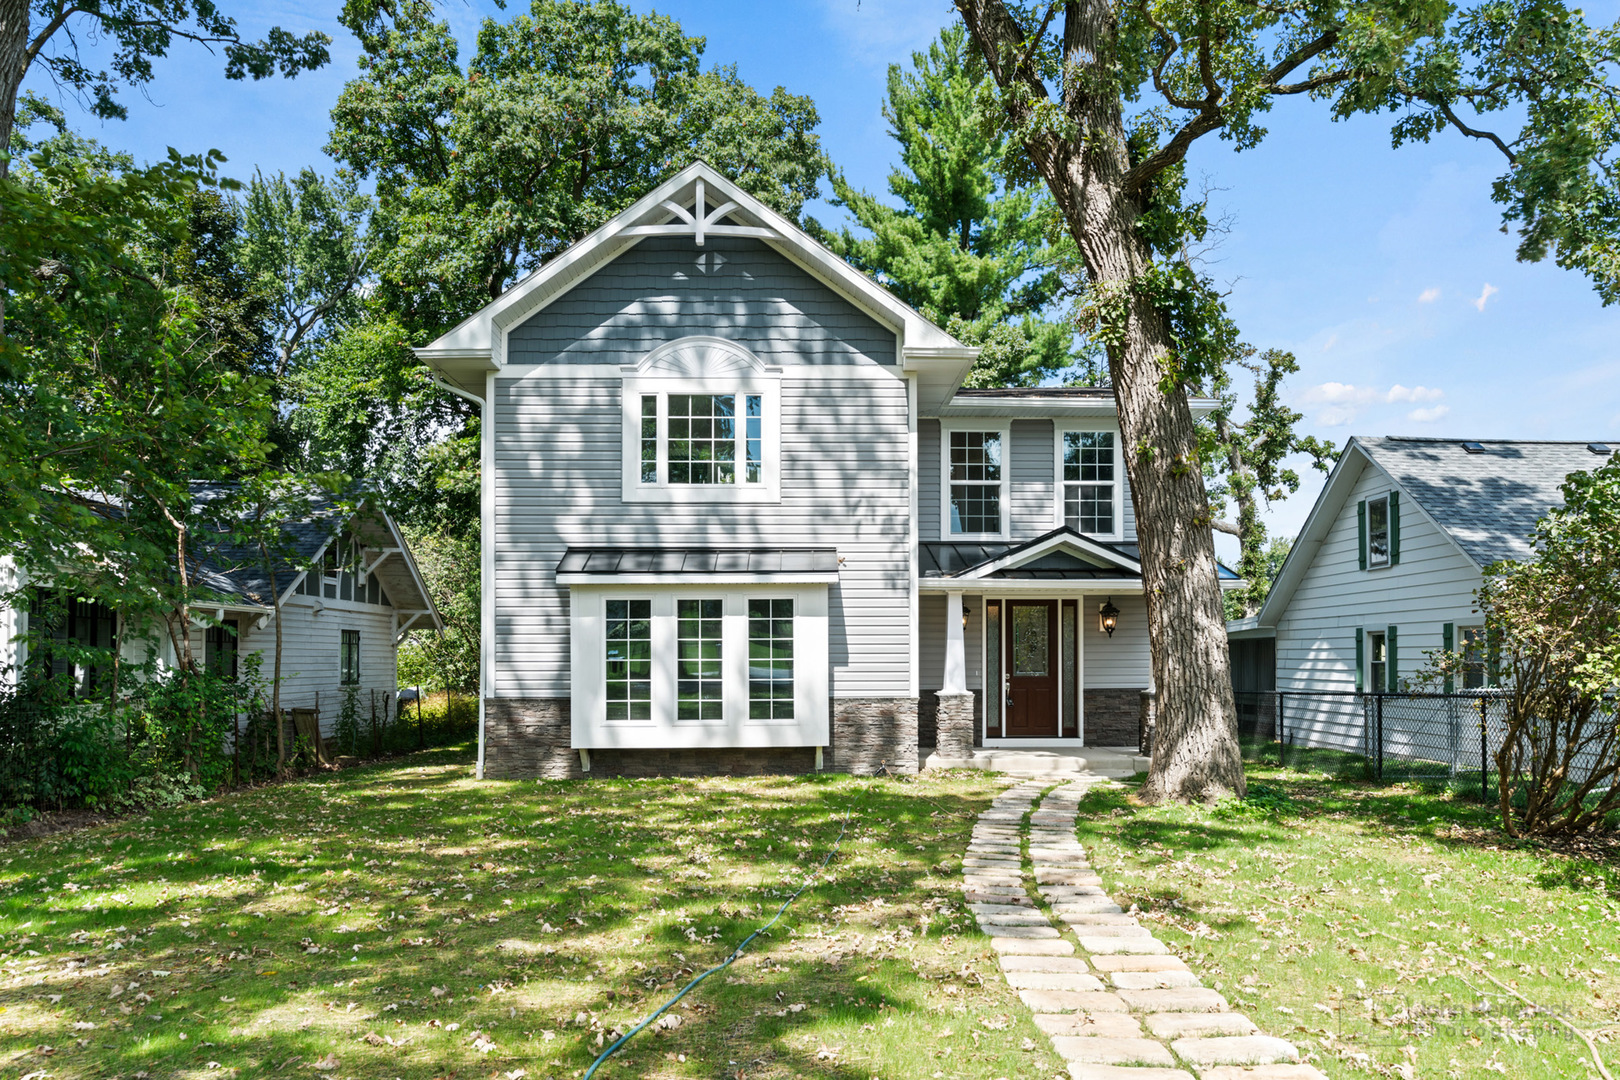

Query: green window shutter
[1442,623,1455,694]
[1355,628,1364,692]
[1387,624,1399,691]
[1389,490,1401,566]
[1357,500,1368,570]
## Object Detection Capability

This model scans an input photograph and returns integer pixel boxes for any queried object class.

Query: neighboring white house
[1229,436,1615,750]
[414,160,1240,780]
[1,486,441,738]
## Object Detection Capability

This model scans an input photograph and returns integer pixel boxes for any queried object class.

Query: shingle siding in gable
[491,372,912,700]
[505,236,898,367]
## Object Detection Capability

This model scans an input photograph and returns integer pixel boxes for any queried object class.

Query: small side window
[1367,495,1390,568]
[340,629,361,685]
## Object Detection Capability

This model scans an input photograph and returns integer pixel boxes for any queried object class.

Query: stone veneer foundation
[1083,688,1146,747]
[482,697,918,779]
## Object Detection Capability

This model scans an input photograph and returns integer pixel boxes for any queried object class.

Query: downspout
[430,375,490,781]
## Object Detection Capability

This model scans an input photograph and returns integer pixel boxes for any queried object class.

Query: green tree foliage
[0,119,275,664]
[809,26,1084,388]
[1199,348,1335,617]
[1474,456,1620,835]
[951,0,1620,801]
[0,0,330,179]
[239,168,371,380]
[328,0,829,336]
[397,526,479,695]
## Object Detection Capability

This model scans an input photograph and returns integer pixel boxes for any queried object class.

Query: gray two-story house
[417,162,1235,779]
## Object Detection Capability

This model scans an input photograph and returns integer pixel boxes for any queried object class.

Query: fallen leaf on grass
[307,1054,339,1071]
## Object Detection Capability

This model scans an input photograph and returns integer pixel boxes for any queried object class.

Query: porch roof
[920,527,1243,582]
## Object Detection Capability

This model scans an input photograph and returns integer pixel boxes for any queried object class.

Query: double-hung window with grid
[947,429,1004,536]
[1061,431,1116,535]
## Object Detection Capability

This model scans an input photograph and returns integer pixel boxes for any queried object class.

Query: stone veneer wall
[1083,688,1145,747]
[483,697,918,779]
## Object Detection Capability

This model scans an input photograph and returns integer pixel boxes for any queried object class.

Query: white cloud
[1474,283,1499,311]
[1418,287,1441,303]
[1299,382,1447,426]
[1386,384,1444,403]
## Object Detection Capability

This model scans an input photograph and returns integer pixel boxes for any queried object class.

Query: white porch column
[944,591,967,694]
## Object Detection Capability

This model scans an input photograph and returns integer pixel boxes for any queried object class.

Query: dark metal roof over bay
[1356,437,1613,566]
[556,548,839,576]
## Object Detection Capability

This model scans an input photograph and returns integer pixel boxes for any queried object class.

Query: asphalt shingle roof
[1356,437,1613,566]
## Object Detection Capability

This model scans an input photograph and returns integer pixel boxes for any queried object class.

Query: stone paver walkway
[964,781,1330,1080]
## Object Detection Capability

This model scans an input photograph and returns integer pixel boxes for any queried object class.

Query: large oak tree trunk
[957,0,1244,801]
[0,0,25,181]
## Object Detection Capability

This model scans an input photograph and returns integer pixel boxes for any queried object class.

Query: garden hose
[582,814,850,1078]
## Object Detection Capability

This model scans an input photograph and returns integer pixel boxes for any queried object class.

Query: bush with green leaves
[1474,456,1620,836]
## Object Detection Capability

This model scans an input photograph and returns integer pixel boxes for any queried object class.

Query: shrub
[1477,455,1620,836]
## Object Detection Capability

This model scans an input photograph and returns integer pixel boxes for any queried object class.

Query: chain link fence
[1234,689,1532,796]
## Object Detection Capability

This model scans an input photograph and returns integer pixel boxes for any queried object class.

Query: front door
[1004,600,1059,737]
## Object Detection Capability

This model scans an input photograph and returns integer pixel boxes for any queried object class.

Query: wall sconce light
[962,603,973,630]
[1098,598,1120,638]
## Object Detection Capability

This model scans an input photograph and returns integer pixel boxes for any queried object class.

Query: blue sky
[21,0,1620,556]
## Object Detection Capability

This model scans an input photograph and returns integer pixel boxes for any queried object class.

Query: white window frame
[570,584,829,749]
[1367,493,1391,569]
[1366,629,1387,693]
[1052,425,1124,540]
[940,421,1010,540]
[1459,625,1487,690]
[339,627,361,686]
[621,376,781,503]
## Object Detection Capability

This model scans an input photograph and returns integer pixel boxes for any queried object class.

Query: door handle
[1004,674,1012,709]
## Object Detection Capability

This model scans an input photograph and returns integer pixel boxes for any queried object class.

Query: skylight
[1591,443,1613,455]
[1461,442,1486,454]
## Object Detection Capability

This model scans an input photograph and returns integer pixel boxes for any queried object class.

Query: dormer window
[621,337,780,503]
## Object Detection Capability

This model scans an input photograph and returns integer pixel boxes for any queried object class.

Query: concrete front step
[924,746,1146,777]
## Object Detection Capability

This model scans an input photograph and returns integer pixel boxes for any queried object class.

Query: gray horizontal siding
[1275,458,1485,752]
[493,374,912,699]
[1010,420,1054,536]
[507,236,898,367]
[920,419,941,542]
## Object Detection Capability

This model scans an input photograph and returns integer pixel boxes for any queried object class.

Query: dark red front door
[1004,600,1058,738]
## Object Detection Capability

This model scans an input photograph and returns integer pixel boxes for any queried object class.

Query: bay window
[571,587,828,749]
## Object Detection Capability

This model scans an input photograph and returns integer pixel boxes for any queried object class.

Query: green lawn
[0,748,1071,1080]
[1077,751,1620,1079]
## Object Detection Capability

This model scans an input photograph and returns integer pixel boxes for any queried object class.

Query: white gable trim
[950,531,1143,580]
[1254,439,1482,628]
[415,161,977,391]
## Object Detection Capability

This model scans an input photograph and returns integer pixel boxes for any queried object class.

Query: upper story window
[1060,430,1117,536]
[1367,494,1391,568]
[622,337,780,503]
[943,426,1007,537]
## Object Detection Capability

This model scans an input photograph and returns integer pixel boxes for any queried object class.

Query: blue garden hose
[583,815,850,1078]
